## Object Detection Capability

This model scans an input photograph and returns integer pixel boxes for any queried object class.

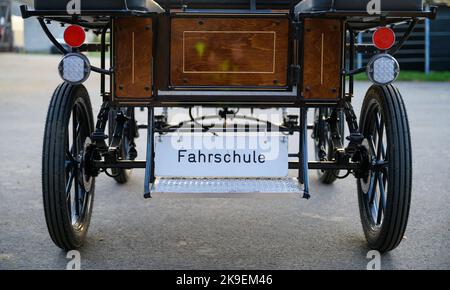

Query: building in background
[0,0,13,51]
[14,0,64,52]
[429,3,450,71]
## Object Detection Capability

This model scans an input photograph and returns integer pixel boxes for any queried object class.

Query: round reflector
[373,27,395,50]
[366,54,400,85]
[64,25,86,48]
[58,53,91,85]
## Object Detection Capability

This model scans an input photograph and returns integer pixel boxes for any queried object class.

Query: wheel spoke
[366,171,375,198]
[377,173,387,224]
[368,135,377,155]
[72,106,81,218]
[66,150,77,165]
[377,173,387,209]
[65,170,75,201]
[370,189,379,221]
[74,178,80,215]
[72,107,78,156]
[369,171,379,205]
[376,194,383,225]
[70,124,81,155]
[375,114,385,160]
[380,139,386,160]
[383,167,388,187]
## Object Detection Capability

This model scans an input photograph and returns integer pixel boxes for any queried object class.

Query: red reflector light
[373,27,396,50]
[64,25,86,48]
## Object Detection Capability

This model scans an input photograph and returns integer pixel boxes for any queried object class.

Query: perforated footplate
[152,178,302,196]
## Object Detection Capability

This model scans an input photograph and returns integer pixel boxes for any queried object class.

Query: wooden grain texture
[302,19,343,100]
[114,17,153,100]
[171,17,289,87]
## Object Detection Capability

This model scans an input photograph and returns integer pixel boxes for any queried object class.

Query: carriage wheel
[108,109,132,184]
[357,85,412,253]
[313,108,344,184]
[43,83,95,250]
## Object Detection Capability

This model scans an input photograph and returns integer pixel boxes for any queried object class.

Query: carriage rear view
[20,0,437,252]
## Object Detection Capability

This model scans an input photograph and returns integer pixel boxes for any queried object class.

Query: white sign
[155,133,289,178]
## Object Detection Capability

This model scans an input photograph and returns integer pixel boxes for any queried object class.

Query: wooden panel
[114,17,153,100]
[171,17,289,87]
[303,19,342,100]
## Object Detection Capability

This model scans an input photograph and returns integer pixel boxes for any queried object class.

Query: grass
[88,51,111,58]
[354,71,450,82]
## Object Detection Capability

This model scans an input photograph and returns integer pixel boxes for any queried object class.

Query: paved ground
[0,53,449,270]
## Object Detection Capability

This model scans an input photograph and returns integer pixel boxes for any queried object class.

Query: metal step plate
[151,177,303,197]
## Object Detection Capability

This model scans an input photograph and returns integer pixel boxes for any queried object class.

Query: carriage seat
[33,0,424,13]
[153,0,298,9]
[295,0,424,13]
[33,0,298,11]
[33,0,164,12]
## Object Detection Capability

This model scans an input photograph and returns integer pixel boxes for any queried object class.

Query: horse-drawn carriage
[21,0,436,252]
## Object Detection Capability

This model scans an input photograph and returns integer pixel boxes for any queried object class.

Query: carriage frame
[21,0,437,252]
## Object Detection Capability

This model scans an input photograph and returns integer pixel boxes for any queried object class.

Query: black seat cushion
[33,0,424,12]
[34,0,151,11]
[295,0,423,13]
[34,0,300,11]
[154,0,299,9]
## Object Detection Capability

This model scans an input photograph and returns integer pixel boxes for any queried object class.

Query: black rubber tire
[313,108,343,184]
[108,109,130,184]
[357,84,412,253]
[42,83,95,250]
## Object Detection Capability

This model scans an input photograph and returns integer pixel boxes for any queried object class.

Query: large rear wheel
[42,83,95,250]
[357,85,412,253]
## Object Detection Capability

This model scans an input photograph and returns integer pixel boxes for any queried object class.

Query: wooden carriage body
[23,0,435,108]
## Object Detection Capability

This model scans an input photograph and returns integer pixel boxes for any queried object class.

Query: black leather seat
[154,0,298,9]
[34,0,424,12]
[295,0,423,13]
[34,0,299,11]
[34,0,161,11]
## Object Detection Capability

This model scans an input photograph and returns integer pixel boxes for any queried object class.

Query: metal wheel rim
[361,102,389,228]
[65,101,93,230]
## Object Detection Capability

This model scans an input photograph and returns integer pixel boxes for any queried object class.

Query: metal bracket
[109,110,129,150]
[290,64,302,86]
[91,101,110,151]
[292,20,302,40]
[299,107,310,199]
[343,100,364,156]
[144,108,155,199]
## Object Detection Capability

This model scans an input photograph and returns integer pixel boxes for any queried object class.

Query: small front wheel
[357,85,412,253]
[42,83,95,250]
